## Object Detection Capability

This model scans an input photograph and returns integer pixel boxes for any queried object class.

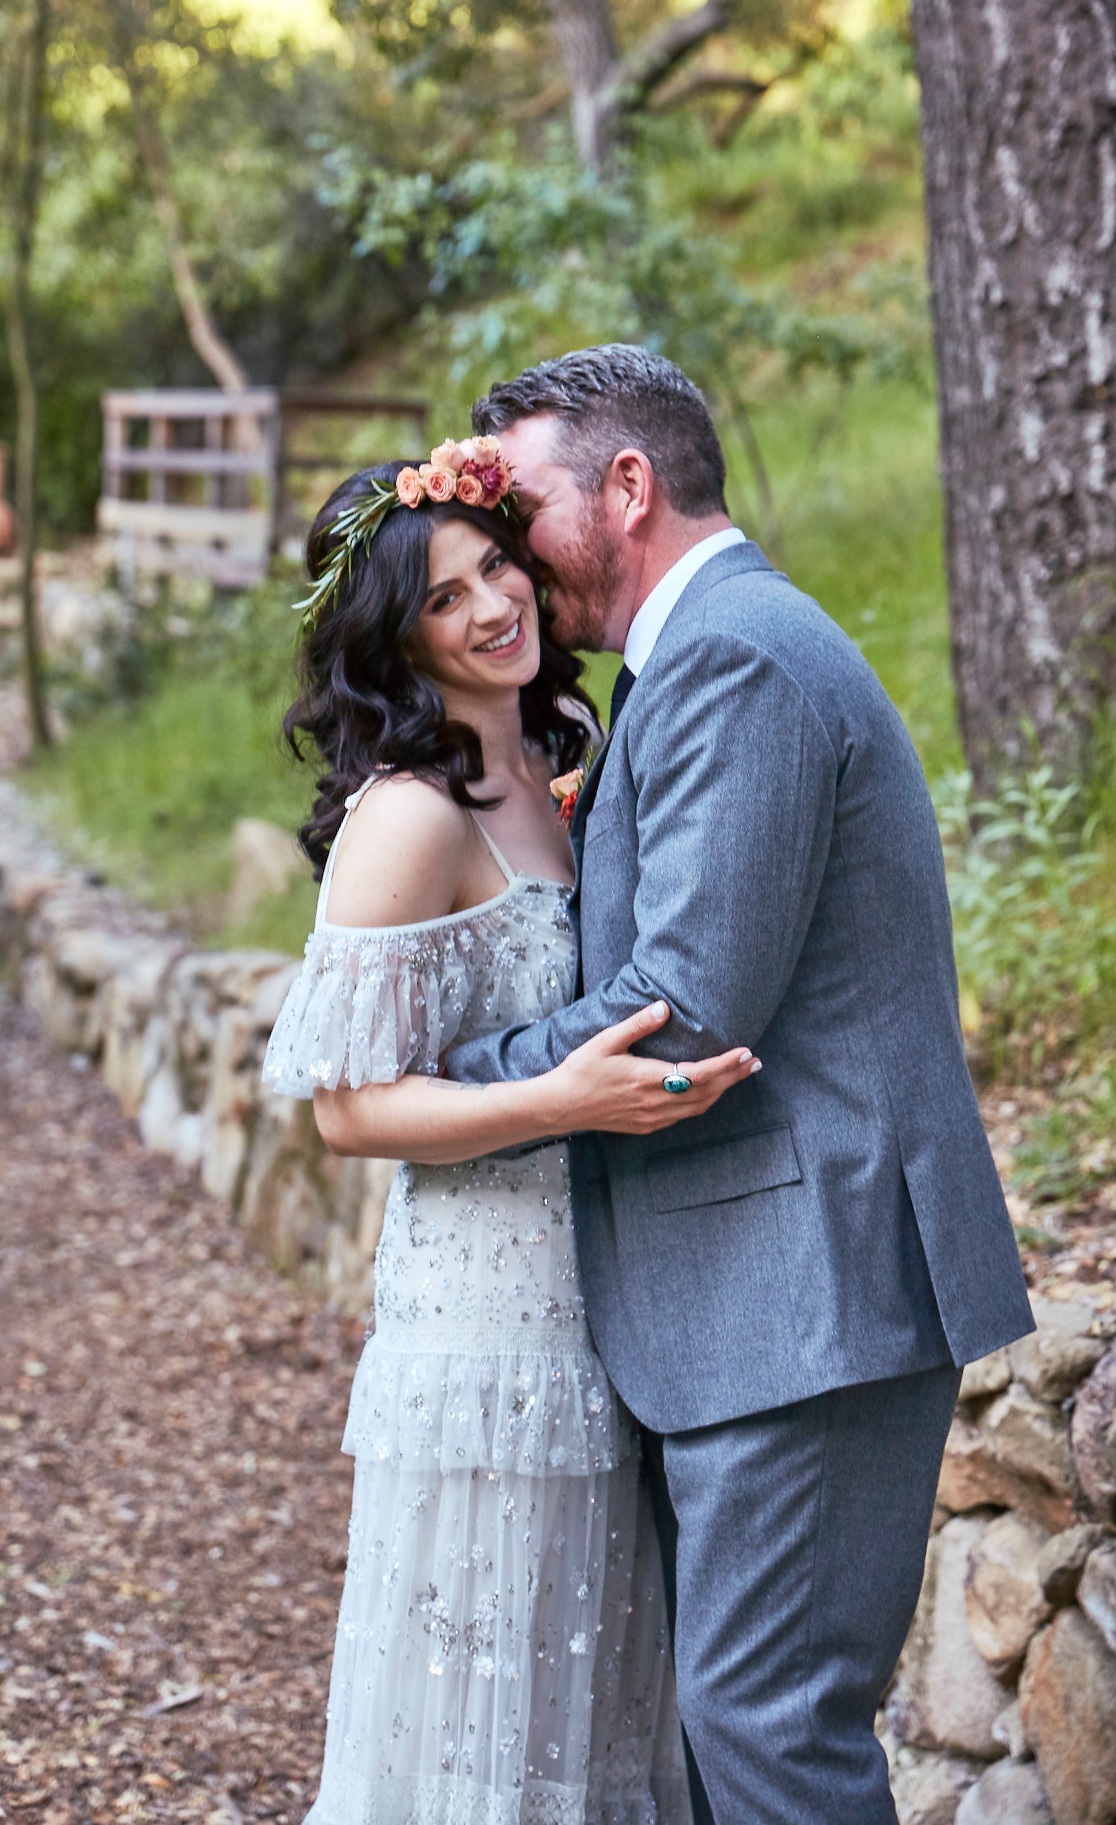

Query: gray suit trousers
[643,1365,961,1825]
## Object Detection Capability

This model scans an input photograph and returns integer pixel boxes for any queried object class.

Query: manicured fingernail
[749,1060,763,1073]
[738,1049,752,1062]
[652,1001,668,1019]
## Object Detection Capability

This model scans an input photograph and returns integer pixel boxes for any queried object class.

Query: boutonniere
[549,751,596,826]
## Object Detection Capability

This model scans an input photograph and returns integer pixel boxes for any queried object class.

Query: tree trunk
[125,95,249,392]
[108,0,248,393]
[3,0,51,750]
[544,0,620,173]
[545,0,730,175]
[911,0,1116,793]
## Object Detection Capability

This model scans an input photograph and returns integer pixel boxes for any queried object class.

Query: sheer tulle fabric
[262,793,691,1825]
[261,881,575,1095]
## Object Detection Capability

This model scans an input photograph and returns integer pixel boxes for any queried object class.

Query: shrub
[934,765,1116,1078]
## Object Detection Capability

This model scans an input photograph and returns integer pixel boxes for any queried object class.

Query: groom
[446,345,1034,1823]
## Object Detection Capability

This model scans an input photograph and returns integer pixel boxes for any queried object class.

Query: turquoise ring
[662,1072,693,1095]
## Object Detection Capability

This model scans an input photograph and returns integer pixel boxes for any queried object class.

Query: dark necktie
[609,663,636,728]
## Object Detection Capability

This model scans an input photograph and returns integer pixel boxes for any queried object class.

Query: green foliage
[934,766,1116,1076]
[317,37,929,417]
[1010,1058,1116,1216]
[1,0,402,532]
[24,573,311,941]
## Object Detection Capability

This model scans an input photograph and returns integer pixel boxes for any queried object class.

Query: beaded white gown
[262,779,691,1825]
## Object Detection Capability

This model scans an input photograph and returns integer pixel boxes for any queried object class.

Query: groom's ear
[606,448,655,535]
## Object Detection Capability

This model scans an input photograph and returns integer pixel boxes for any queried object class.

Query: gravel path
[0,992,366,1824]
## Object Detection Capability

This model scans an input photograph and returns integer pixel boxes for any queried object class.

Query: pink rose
[454,471,485,506]
[429,438,466,474]
[468,435,502,466]
[421,465,457,504]
[395,466,424,508]
[480,461,510,506]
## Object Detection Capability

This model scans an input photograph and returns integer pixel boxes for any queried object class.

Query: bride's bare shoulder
[325,774,471,929]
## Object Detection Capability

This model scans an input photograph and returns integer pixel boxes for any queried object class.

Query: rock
[962,1350,1013,1402]
[1038,1525,1113,1608]
[888,1515,1012,1759]
[99,940,186,1116]
[991,1700,1026,1761]
[1020,1611,1116,1825]
[981,1387,1075,1497]
[955,1759,1053,1825]
[938,1417,1075,1534]
[891,1746,983,1825]
[6,870,62,918]
[1071,1347,1116,1521]
[136,1017,184,1156]
[965,1512,1052,1674]
[228,819,306,925]
[1009,1297,1107,1403]
[249,959,300,1029]
[20,951,82,1050]
[1078,1543,1116,1656]
[50,925,135,992]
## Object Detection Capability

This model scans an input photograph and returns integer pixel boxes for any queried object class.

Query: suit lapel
[565,539,775,970]
[566,726,615,968]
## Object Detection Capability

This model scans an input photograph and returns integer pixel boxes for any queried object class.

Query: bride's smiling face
[407,518,540,703]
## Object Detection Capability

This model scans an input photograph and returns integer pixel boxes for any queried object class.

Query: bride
[262,444,757,1825]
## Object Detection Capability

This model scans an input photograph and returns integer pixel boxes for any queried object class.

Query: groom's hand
[552,1001,760,1137]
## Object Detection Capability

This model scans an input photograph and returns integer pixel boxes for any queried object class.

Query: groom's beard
[542,497,623,653]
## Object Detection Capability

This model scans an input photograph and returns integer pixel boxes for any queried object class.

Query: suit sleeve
[445,621,838,1085]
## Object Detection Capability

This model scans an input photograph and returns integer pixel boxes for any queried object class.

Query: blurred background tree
[1,0,52,747]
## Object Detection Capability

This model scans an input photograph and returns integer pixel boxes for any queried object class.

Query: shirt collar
[623,528,747,677]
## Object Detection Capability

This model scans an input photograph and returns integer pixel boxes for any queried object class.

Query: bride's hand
[551,1002,760,1136]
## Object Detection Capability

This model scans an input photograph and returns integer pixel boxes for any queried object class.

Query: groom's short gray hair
[472,344,727,519]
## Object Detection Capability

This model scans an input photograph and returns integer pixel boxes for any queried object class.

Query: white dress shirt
[623,527,747,677]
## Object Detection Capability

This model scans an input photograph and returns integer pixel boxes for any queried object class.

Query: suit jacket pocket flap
[584,792,624,842]
[647,1125,802,1212]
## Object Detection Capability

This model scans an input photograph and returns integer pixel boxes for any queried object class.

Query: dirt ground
[0,992,366,1825]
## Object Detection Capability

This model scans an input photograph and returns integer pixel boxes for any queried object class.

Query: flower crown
[294,437,515,633]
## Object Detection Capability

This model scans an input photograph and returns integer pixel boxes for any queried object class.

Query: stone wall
[0,783,394,1315]
[885,1304,1116,1824]
[2,779,1114,1824]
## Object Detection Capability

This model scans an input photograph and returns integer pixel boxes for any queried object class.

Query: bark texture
[2,0,52,750]
[911,0,1116,790]
[545,0,731,172]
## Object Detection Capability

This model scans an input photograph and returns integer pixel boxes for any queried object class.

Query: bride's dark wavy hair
[284,461,596,875]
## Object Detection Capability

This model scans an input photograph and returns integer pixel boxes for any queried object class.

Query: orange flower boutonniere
[549,753,595,826]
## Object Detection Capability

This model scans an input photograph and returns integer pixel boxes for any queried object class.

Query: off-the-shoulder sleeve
[261,925,474,1097]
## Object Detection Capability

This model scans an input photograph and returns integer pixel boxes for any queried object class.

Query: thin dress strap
[314,776,380,932]
[468,812,518,886]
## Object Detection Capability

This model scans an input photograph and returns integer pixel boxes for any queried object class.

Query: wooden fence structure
[98,389,429,588]
[98,390,279,588]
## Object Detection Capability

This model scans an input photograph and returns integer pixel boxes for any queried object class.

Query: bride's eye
[485,551,508,574]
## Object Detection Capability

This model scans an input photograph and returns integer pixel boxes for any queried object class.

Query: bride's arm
[311,778,757,1164]
[315,1001,756,1164]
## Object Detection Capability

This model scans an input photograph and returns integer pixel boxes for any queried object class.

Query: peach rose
[395,466,424,508]
[420,465,457,504]
[454,471,485,506]
[549,768,583,803]
[469,435,502,466]
[429,438,467,474]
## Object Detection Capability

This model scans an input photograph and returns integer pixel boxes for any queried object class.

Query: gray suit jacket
[448,542,1034,1432]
